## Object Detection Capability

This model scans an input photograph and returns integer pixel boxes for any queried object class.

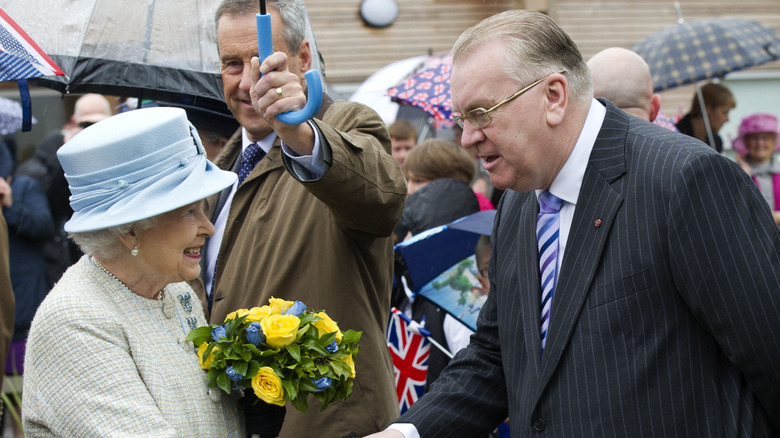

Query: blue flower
[325,341,338,353]
[246,322,265,346]
[226,365,244,383]
[283,301,306,317]
[211,325,227,342]
[311,377,332,392]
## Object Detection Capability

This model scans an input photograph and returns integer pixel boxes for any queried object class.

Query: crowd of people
[1,1,779,437]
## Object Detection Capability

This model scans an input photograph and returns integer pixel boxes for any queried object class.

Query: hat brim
[64,158,236,233]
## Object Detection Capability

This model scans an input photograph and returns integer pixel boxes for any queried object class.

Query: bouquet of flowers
[186,297,361,413]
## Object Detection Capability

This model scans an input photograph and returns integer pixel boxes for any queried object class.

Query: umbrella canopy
[349,55,428,124]
[395,210,495,330]
[387,51,454,129]
[0,96,37,135]
[0,7,64,132]
[631,18,780,92]
[3,0,226,108]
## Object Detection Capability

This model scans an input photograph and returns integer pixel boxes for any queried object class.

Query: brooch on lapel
[178,292,193,314]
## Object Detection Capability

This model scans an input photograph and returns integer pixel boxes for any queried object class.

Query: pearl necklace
[91,256,165,301]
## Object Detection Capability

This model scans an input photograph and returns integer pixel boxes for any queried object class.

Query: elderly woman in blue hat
[20,107,244,436]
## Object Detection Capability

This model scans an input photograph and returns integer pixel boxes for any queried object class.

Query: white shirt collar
[541,98,606,206]
[241,128,277,155]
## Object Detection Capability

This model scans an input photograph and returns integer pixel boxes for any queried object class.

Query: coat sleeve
[22,295,178,437]
[283,100,407,238]
[4,176,55,242]
[667,152,780,432]
[397,197,510,437]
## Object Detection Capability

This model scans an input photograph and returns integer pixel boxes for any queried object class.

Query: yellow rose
[260,314,300,348]
[344,354,356,378]
[313,312,343,343]
[251,366,286,406]
[197,342,219,370]
[224,308,250,323]
[268,297,295,315]
[246,306,272,323]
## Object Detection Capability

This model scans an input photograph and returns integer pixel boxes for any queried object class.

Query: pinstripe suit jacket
[400,102,780,437]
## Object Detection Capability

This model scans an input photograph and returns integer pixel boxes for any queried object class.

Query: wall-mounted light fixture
[360,0,399,28]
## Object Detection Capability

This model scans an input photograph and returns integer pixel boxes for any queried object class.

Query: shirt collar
[241,128,277,155]
[540,98,606,206]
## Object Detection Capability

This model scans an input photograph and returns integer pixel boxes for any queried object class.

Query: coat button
[533,417,545,431]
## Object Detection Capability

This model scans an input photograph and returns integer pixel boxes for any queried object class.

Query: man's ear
[649,94,661,122]
[545,73,568,127]
[297,39,312,73]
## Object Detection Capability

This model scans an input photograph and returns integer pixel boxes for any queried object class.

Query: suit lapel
[534,102,629,399]
[515,193,544,373]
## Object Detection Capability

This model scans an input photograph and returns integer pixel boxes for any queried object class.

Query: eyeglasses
[451,69,566,130]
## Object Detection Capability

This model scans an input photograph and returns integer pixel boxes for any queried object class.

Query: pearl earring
[131,246,139,256]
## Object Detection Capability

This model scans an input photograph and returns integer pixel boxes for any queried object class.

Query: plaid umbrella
[387,52,454,129]
[631,18,780,92]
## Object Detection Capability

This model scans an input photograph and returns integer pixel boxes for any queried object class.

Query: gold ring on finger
[276,87,283,99]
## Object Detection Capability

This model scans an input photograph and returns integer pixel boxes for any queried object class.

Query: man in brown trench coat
[193,1,407,437]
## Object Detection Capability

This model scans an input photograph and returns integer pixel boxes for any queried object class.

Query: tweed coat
[400,101,780,437]
[197,98,406,437]
[22,256,244,437]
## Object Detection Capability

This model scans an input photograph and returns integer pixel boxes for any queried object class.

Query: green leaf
[341,330,362,345]
[185,326,213,345]
[291,393,309,413]
[302,339,329,356]
[233,361,248,377]
[319,331,337,346]
[281,378,297,401]
[246,360,260,376]
[286,343,301,363]
[217,373,232,394]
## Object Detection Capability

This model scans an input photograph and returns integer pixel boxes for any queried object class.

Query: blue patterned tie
[537,191,563,353]
[237,142,265,185]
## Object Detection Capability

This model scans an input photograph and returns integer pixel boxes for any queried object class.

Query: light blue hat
[59,107,237,233]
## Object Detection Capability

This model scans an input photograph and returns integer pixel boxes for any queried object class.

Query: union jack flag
[0,8,64,82]
[387,307,430,414]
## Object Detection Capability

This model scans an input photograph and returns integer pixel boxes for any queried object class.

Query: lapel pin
[594,218,602,227]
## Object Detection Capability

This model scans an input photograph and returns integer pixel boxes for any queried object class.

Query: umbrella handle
[256,13,323,125]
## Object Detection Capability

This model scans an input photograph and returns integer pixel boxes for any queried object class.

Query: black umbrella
[631,17,780,93]
[3,0,325,115]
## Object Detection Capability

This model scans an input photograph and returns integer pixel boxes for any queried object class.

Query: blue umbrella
[631,18,780,93]
[395,210,495,330]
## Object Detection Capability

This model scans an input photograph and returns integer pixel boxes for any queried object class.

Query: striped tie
[537,191,563,353]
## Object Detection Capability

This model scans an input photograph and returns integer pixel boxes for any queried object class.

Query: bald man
[587,47,660,122]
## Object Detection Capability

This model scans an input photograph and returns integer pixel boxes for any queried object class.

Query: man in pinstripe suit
[369,10,780,438]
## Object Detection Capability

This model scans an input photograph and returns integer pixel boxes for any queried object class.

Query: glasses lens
[468,109,491,129]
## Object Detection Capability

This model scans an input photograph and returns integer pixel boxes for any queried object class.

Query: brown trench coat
[0,214,14,390]
[195,98,406,437]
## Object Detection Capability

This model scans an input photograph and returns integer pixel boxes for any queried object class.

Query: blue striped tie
[537,191,563,353]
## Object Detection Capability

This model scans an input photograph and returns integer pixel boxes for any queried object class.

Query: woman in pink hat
[734,113,780,226]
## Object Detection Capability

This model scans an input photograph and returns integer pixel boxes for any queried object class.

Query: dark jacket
[4,175,54,340]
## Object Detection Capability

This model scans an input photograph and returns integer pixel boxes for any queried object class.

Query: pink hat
[732,113,780,154]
